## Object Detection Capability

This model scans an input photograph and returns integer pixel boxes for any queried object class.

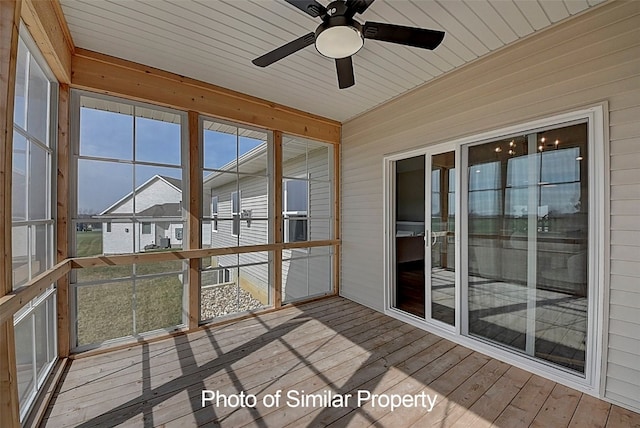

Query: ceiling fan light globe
[315,25,364,59]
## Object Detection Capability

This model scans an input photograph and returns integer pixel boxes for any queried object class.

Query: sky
[77,108,262,214]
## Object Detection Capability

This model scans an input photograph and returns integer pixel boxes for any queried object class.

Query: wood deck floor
[42,297,639,427]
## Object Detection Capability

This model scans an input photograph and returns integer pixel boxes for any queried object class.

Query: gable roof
[99,174,182,215]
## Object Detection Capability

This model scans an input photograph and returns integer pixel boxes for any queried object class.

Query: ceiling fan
[252,0,445,89]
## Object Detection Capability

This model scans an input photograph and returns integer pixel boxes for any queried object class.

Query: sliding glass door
[387,110,600,385]
[465,122,589,373]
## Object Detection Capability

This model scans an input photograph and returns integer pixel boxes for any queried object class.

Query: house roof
[60,0,607,122]
[97,202,182,219]
[99,174,182,215]
[161,176,182,190]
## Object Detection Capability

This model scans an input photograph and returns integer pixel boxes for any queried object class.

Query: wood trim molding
[71,49,341,144]
[50,0,75,55]
[0,0,23,425]
[20,0,73,83]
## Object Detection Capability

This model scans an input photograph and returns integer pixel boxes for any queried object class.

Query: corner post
[56,83,70,357]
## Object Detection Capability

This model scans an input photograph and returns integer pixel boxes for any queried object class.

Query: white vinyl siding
[341,1,640,412]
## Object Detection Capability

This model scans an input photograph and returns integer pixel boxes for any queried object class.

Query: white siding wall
[102,222,134,254]
[341,0,640,411]
[209,175,270,291]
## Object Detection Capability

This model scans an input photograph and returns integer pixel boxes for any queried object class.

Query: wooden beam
[20,0,73,84]
[0,261,71,326]
[56,83,70,357]
[0,241,340,325]
[187,111,201,329]
[273,131,283,308]
[71,49,341,144]
[69,240,340,269]
[0,0,22,425]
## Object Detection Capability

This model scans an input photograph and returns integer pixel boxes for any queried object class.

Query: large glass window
[200,119,271,320]
[467,122,589,373]
[12,30,58,422]
[281,136,334,303]
[72,93,187,349]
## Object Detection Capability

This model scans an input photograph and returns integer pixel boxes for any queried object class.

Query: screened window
[281,135,334,304]
[200,119,271,321]
[72,92,187,350]
[12,29,58,422]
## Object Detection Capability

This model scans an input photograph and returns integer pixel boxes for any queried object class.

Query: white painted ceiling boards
[60,0,606,122]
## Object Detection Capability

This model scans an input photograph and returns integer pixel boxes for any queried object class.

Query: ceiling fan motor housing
[314,2,364,59]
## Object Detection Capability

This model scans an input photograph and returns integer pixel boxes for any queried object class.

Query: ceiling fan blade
[346,0,375,15]
[335,57,355,89]
[363,21,445,50]
[252,33,316,67]
[284,0,327,18]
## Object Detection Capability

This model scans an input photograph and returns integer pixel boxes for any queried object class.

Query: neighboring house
[96,175,189,254]
[202,141,333,304]
[95,142,332,305]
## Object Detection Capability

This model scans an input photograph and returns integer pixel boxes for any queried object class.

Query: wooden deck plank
[491,374,556,427]
[46,303,384,425]
[196,324,433,427]
[407,358,511,428]
[61,298,357,384]
[288,344,473,428]
[144,313,406,425]
[569,393,612,428]
[331,351,495,427]
[41,297,640,428]
[606,405,640,428]
[530,383,582,428]
[448,365,532,428]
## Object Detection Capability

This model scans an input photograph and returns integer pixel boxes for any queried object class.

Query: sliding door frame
[384,104,606,395]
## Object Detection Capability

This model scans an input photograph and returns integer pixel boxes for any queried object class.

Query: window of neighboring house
[142,222,151,234]
[232,191,240,236]
[211,195,218,232]
[106,222,111,232]
[215,268,230,284]
[175,227,183,241]
[284,179,308,242]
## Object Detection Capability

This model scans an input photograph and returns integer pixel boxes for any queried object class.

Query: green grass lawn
[74,231,184,346]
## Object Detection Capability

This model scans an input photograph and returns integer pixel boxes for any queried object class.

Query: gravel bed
[201,283,263,320]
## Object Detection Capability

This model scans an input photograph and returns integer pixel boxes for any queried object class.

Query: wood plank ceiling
[59,0,606,122]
